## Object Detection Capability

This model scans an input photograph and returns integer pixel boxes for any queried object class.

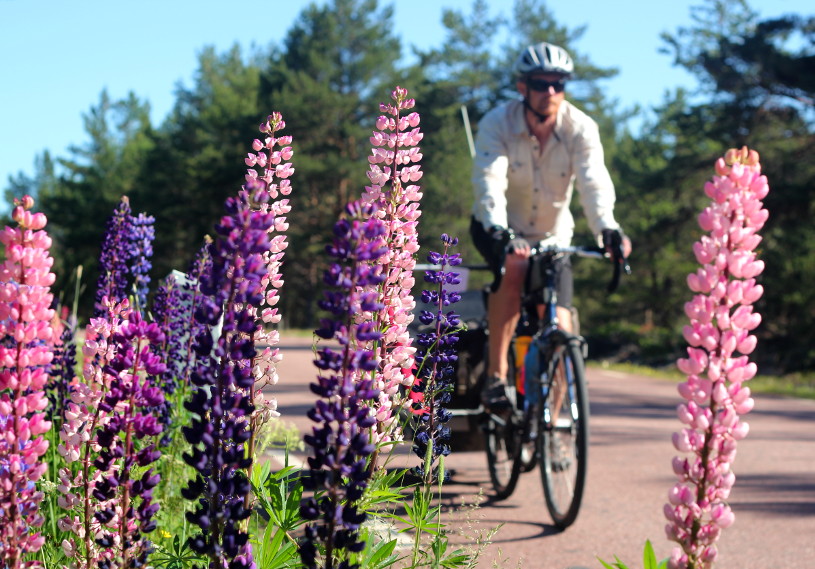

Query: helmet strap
[523,98,550,124]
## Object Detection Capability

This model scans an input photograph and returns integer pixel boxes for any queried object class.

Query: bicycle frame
[472,240,625,519]
[519,246,601,426]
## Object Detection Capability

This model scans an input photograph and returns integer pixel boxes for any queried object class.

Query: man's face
[517,73,567,118]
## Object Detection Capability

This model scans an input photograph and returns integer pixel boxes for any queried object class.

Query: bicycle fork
[536,337,585,432]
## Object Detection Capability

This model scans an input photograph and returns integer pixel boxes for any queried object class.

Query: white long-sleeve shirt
[471,98,620,247]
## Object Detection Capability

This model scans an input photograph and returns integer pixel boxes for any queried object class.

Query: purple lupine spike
[156,238,214,395]
[150,241,214,448]
[130,212,155,312]
[47,311,78,426]
[95,197,156,317]
[181,116,290,569]
[149,276,182,447]
[300,200,387,569]
[92,311,166,569]
[409,234,462,482]
[94,197,134,317]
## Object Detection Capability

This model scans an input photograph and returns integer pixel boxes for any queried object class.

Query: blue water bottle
[524,340,540,405]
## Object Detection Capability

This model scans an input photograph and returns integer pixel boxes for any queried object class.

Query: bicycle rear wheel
[538,339,589,529]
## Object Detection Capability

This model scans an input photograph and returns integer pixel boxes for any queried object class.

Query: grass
[279,328,815,400]
[591,360,815,400]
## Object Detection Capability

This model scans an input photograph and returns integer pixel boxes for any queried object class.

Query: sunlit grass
[590,360,815,400]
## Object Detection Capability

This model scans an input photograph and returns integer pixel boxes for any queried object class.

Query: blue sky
[1,0,812,196]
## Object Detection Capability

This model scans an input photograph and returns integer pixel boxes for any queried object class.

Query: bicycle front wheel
[484,411,522,500]
[538,339,589,530]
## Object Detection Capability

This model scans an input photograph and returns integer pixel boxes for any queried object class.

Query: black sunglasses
[526,77,567,93]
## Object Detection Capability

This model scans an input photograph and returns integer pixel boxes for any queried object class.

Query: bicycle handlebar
[528,244,630,293]
[416,243,630,294]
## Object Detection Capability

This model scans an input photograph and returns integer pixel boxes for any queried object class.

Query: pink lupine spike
[666,148,768,569]
[244,114,294,449]
[0,196,57,568]
[354,86,425,449]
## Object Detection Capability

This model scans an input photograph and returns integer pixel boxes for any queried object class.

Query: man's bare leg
[548,305,574,424]
[486,254,528,382]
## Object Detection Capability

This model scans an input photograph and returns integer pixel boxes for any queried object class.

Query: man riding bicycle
[470,41,631,411]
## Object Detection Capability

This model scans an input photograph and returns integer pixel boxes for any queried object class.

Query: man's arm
[572,117,620,241]
[472,109,511,231]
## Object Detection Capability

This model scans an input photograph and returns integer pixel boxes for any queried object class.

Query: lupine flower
[130,212,156,312]
[58,298,132,569]
[94,197,134,317]
[150,243,213,447]
[153,239,214,397]
[182,113,291,569]
[665,147,768,569]
[94,198,156,317]
[0,195,56,569]
[360,86,424,447]
[92,311,166,569]
[243,117,294,465]
[300,200,387,569]
[47,311,78,427]
[410,234,462,483]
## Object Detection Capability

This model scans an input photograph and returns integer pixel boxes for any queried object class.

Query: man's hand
[507,236,531,256]
[602,228,632,292]
[602,228,632,260]
[490,227,530,257]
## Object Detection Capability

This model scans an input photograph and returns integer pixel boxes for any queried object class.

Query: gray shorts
[470,216,573,307]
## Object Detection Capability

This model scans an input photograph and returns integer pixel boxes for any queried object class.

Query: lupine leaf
[643,540,657,569]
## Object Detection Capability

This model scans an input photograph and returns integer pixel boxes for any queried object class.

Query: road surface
[268,336,815,569]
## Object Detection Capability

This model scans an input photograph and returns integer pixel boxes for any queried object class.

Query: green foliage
[352,531,400,569]
[577,0,815,372]
[249,463,304,569]
[597,540,669,569]
[413,0,506,115]
[152,533,206,569]
[259,0,404,327]
[139,44,263,286]
[5,0,815,369]
[34,90,155,316]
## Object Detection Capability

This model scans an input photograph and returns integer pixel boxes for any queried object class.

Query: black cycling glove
[488,226,512,260]
[602,228,624,259]
[602,228,631,292]
[486,227,514,289]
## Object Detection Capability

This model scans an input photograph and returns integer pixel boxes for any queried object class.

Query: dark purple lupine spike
[181,176,277,569]
[151,239,214,447]
[410,234,462,482]
[94,197,134,317]
[300,201,387,569]
[92,311,166,568]
[130,212,155,312]
[47,313,78,426]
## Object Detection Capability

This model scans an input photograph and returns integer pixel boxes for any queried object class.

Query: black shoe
[481,378,512,412]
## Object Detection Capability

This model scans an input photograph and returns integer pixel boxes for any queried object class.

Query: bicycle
[481,241,629,530]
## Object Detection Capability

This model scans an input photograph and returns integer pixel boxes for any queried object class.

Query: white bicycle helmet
[515,42,574,77]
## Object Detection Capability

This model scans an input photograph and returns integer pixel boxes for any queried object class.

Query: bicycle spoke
[539,341,589,530]
[484,412,522,499]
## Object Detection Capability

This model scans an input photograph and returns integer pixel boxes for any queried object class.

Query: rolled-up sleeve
[471,109,510,230]
[572,119,619,238]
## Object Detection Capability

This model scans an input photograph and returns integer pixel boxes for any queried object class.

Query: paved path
[270,336,815,569]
